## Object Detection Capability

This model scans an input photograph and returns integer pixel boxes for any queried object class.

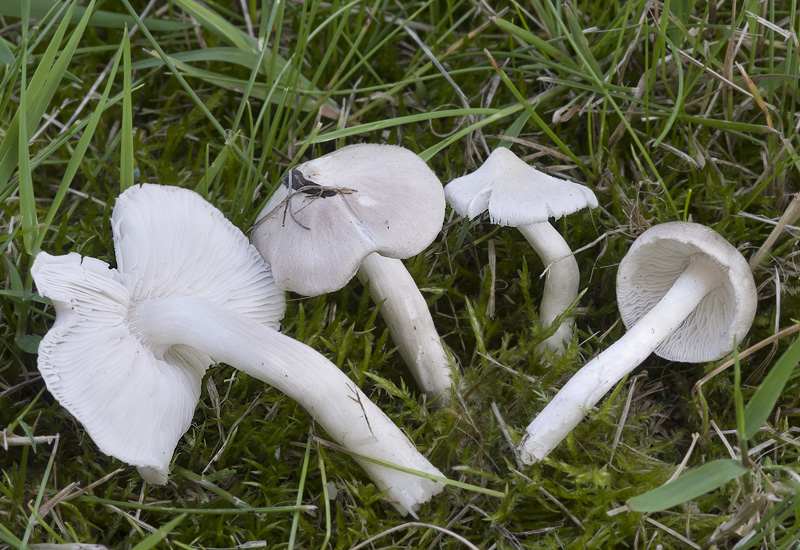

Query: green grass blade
[0,524,22,547]
[562,2,604,80]
[540,0,678,218]
[0,0,190,30]
[120,30,133,192]
[744,336,800,439]
[0,38,14,66]
[649,27,685,148]
[287,435,313,550]
[78,496,312,514]
[626,459,748,512]
[19,436,59,549]
[491,16,577,70]
[307,107,499,144]
[129,514,187,550]
[36,38,125,250]
[734,344,750,466]
[0,0,77,189]
[173,0,253,50]
[0,0,96,202]
[17,8,37,256]
[484,49,587,175]
[119,0,269,188]
[194,145,230,196]
[315,436,504,499]
[143,52,325,114]
[130,47,316,92]
[419,86,565,161]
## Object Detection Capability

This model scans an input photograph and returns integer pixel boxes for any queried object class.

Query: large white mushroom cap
[444,147,598,226]
[33,184,285,484]
[616,222,757,362]
[251,144,446,296]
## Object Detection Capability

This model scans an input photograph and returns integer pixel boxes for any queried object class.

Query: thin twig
[645,517,701,549]
[350,522,481,550]
[668,432,700,483]
[692,323,800,408]
[59,0,159,135]
[490,402,521,467]
[748,193,800,270]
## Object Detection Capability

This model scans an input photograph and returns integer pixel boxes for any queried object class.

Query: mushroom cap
[113,184,285,330]
[251,144,446,296]
[444,147,598,227]
[33,252,203,485]
[33,184,285,484]
[616,222,757,362]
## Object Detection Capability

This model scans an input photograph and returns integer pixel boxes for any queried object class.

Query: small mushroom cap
[33,184,285,484]
[444,147,598,226]
[251,144,445,296]
[616,222,757,362]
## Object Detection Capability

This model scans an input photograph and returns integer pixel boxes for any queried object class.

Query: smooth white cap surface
[444,147,598,226]
[616,222,757,362]
[251,144,445,296]
[33,184,286,484]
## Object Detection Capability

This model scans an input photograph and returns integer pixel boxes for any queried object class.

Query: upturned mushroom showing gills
[518,222,758,464]
[444,147,598,354]
[250,143,454,406]
[32,184,444,516]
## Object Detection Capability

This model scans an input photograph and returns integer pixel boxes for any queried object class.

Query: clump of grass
[1,0,800,547]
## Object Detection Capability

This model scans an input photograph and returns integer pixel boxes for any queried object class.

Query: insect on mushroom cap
[251,144,446,296]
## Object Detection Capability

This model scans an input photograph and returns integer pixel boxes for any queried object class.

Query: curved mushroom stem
[518,253,723,464]
[517,222,580,354]
[130,295,444,516]
[356,253,453,407]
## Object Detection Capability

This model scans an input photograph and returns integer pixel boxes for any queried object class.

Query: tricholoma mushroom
[518,222,758,464]
[444,147,598,354]
[33,184,444,515]
[251,143,455,405]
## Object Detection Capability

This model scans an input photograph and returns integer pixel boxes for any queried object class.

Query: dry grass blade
[349,522,481,550]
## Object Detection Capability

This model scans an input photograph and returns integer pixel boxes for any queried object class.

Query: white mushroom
[518,222,758,464]
[251,144,454,405]
[33,184,444,515]
[444,147,598,354]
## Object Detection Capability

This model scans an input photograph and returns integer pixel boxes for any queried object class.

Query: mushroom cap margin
[32,252,205,485]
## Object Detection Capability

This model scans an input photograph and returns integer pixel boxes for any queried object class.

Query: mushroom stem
[518,253,723,464]
[517,222,580,354]
[130,295,444,516]
[356,253,453,406]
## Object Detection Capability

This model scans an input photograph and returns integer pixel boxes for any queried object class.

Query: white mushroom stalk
[33,184,443,516]
[445,147,598,354]
[518,222,758,464]
[356,254,453,404]
[251,144,454,405]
